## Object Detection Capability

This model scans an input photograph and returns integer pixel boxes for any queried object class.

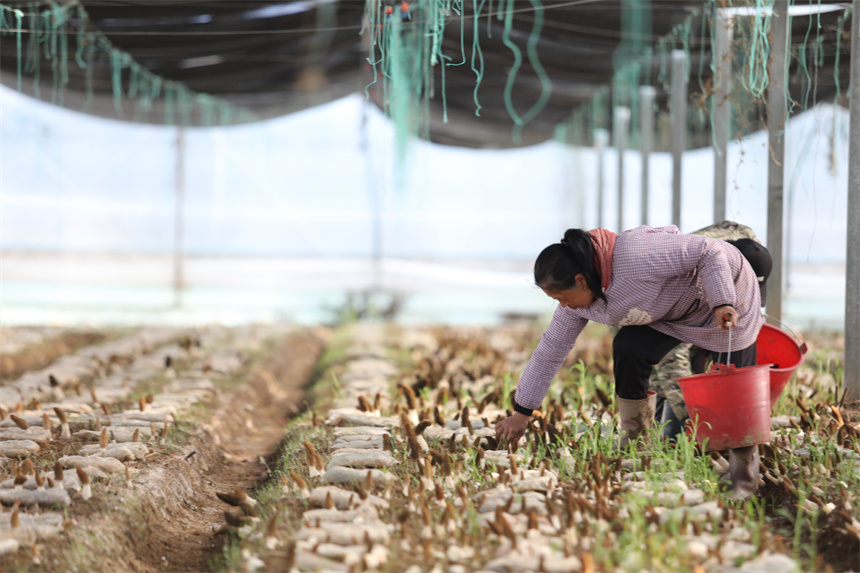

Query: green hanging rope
[515,0,553,140]
[500,0,524,131]
[795,0,817,113]
[697,0,714,126]
[73,4,86,68]
[741,0,771,100]
[832,8,848,104]
[1,0,256,126]
[470,0,487,116]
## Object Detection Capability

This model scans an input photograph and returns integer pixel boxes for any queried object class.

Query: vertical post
[671,50,688,228]
[361,103,382,292]
[639,86,655,226]
[614,106,631,232]
[845,0,860,401]
[767,0,789,322]
[713,10,733,223]
[173,127,185,309]
[574,113,587,229]
[595,128,609,229]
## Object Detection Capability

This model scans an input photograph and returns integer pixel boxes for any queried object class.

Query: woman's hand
[714,305,738,330]
[495,412,530,450]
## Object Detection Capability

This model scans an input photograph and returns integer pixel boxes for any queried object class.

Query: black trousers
[613,325,757,400]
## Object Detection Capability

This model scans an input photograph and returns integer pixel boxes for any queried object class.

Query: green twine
[655,13,694,91]
[109,48,125,116]
[697,1,714,125]
[74,5,87,68]
[470,0,486,116]
[796,0,816,113]
[453,0,466,66]
[0,6,24,90]
[362,0,382,98]
[515,0,552,139]
[500,0,524,132]
[308,0,338,68]
[833,9,848,103]
[388,15,414,188]
[492,0,553,141]
[742,0,771,101]
[1,0,255,126]
[14,8,22,91]
[83,40,94,111]
[57,6,69,106]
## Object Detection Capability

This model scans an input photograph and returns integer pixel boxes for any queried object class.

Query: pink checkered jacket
[515,225,763,411]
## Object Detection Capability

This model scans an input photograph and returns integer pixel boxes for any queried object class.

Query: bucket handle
[714,314,733,366]
[762,313,808,355]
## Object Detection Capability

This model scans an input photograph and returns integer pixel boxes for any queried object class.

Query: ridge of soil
[12,329,325,573]
[0,330,109,382]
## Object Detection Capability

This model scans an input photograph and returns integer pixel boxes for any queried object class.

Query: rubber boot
[618,391,657,448]
[660,402,685,442]
[727,445,760,500]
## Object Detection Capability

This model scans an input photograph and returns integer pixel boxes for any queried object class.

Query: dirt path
[15,329,325,573]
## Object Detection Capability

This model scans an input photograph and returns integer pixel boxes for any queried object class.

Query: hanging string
[514,0,553,141]
[362,0,382,98]
[452,0,466,67]
[742,0,771,100]
[0,0,256,126]
[795,0,816,113]
[810,0,823,109]
[832,8,848,104]
[500,0,524,135]
[470,0,486,116]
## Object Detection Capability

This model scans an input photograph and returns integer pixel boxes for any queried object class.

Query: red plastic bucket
[756,323,808,408]
[678,363,772,451]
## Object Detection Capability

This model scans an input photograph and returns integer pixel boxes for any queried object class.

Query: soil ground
[0,330,109,382]
[2,329,324,573]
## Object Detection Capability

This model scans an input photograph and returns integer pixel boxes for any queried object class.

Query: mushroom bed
[1,323,857,572]
[0,325,324,572]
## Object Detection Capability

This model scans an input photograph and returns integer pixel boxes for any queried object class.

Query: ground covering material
[0,328,111,382]
[0,324,325,572]
[223,323,859,573]
[1,321,857,572]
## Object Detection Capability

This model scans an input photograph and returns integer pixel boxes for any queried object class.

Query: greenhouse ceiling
[0,0,852,148]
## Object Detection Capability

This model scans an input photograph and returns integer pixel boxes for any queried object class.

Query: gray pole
[575,113,587,229]
[361,102,382,292]
[766,0,789,323]
[713,10,733,223]
[639,86,656,227]
[614,106,631,232]
[671,50,688,228]
[595,128,609,229]
[845,0,860,401]
[173,127,185,309]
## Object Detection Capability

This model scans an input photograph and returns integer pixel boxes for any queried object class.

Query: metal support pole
[713,10,733,223]
[845,0,860,401]
[671,50,688,228]
[361,102,382,292]
[766,0,789,322]
[574,113,587,229]
[173,127,185,309]
[595,128,609,229]
[614,106,630,232]
[639,86,655,227]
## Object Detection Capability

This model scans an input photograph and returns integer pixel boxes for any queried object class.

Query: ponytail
[534,229,605,301]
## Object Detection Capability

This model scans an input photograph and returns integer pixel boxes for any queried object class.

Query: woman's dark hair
[534,229,605,300]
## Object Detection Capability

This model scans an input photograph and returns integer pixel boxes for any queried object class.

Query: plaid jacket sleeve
[514,305,588,412]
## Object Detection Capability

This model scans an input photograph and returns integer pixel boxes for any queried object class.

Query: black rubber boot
[660,402,685,442]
